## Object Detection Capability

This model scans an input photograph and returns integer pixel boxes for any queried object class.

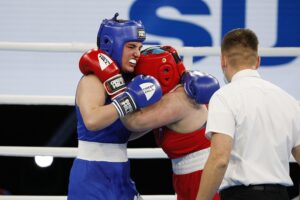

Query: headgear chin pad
[97,13,146,68]
[135,45,186,94]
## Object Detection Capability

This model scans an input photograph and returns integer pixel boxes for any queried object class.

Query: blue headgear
[97,13,146,68]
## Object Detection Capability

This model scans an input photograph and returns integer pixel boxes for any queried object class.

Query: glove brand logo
[105,75,126,94]
[98,53,113,70]
[120,95,136,115]
[110,76,125,90]
[139,82,156,100]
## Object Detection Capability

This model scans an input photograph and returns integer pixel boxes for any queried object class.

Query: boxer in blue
[67,13,162,200]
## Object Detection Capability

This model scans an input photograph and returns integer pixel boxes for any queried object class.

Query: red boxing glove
[79,49,126,98]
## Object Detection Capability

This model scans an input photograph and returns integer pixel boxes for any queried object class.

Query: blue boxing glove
[181,70,220,104]
[113,75,162,117]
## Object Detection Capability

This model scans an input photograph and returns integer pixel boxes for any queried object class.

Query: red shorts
[173,170,220,200]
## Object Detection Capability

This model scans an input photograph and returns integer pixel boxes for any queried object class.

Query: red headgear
[135,46,186,94]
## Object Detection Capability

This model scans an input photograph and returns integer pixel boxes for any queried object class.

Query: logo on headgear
[137,29,146,39]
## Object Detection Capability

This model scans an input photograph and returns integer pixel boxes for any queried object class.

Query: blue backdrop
[0,0,299,99]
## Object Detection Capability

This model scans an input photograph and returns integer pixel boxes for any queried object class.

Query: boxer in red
[123,45,220,200]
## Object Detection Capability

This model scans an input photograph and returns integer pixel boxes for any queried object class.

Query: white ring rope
[1,95,299,106]
[1,42,300,56]
[0,195,176,200]
[0,42,95,53]
[0,146,168,159]
[0,146,295,162]
[0,95,75,106]
[0,196,296,200]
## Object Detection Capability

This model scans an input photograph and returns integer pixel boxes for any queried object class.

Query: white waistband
[171,148,210,175]
[77,140,128,162]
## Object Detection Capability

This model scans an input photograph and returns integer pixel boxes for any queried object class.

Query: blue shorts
[68,158,140,200]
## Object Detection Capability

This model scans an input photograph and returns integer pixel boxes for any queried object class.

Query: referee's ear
[254,56,261,69]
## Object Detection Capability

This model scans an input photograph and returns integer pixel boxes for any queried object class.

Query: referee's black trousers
[219,184,289,200]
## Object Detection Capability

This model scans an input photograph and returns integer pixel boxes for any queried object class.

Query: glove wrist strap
[103,74,126,96]
[112,93,137,117]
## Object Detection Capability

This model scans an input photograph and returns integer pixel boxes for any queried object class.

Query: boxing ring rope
[1,41,300,67]
[0,95,75,106]
[0,42,299,199]
[0,94,299,106]
[0,196,175,200]
[2,41,300,55]
[0,146,168,159]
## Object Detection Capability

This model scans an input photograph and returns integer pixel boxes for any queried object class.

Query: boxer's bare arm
[76,75,120,131]
[122,87,201,133]
[292,145,300,164]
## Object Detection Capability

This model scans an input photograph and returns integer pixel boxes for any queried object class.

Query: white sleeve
[205,92,235,139]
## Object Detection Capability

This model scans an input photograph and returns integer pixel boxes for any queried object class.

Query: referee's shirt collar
[231,69,261,82]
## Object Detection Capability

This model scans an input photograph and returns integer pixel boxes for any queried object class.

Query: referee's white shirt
[206,69,300,191]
